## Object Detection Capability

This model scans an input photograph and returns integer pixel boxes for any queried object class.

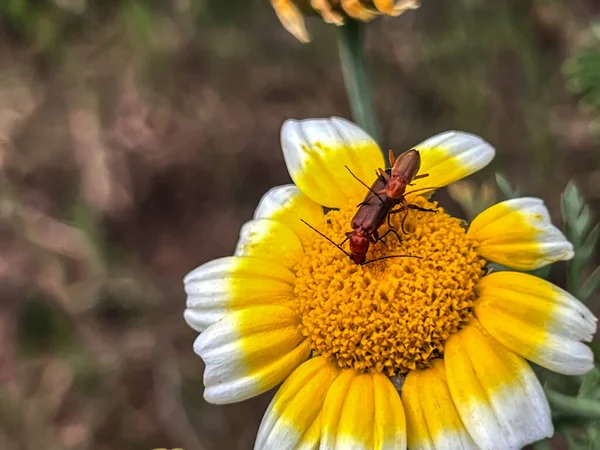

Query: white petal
[194,305,310,404]
[445,320,553,450]
[409,131,495,195]
[183,256,296,332]
[255,357,339,450]
[475,272,596,375]
[468,197,574,270]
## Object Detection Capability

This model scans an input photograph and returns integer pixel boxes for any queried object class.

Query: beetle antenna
[345,165,385,205]
[362,254,421,265]
[300,219,351,258]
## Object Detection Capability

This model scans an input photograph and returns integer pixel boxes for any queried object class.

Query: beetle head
[348,230,369,264]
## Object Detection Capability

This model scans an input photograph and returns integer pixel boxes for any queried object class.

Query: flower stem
[337,19,379,143]
[545,388,600,419]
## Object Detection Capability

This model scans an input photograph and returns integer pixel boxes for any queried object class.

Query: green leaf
[495,172,521,199]
[561,181,599,300]
[579,368,600,400]
[583,224,600,257]
[562,427,592,450]
[587,421,600,448]
[546,388,600,420]
[580,266,600,302]
[527,264,551,281]
[564,27,600,115]
[589,342,600,367]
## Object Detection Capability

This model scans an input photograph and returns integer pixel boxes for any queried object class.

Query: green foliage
[547,369,600,448]
[17,297,74,355]
[561,182,600,301]
[564,24,600,113]
[535,182,600,448]
[495,172,521,199]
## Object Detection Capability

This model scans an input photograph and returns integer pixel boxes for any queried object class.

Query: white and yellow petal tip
[281,117,384,208]
[445,320,553,450]
[476,271,597,376]
[321,370,406,449]
[409,130,495,194]
[270,0,310,43]
[403,359,478,450]
[183,256,296,332]
[253,184,324,244]
[255,357,339,450]
[194,305,310,405]
[234,218,303,268]
[468,197,574,270]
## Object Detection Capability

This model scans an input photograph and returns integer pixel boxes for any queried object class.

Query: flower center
[293,196,487,376]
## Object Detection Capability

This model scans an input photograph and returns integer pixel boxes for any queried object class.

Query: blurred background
[1,0,599,449]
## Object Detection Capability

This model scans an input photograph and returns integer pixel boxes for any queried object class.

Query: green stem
[337,19,379,143]
[545,388,600,420]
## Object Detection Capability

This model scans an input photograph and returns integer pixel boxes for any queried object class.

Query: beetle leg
[396,197,410,233]
[378,168,391,180]
[408,204,438,213]
[413,173,429,180]
[388,149,396,166]
[310,0,345,25]
[380,227,402,243]
[270,0,310,42]
[370,230,380,243]
[340,0,378,22]
[401,207,410,234]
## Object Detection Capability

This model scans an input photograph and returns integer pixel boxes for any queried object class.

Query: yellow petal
[281,117,385,208]
[270,0,310,43]
[194,305,310,404]
[475,271,596,375]
[321,370,406,449]
[234,219,303,269]
[445,319,553,449]
[254,184,324,245]
[403,359,478,449]
[373,0,420,15]
[468,197,574,270]
[340,0,379,21]
[407,131,495,197]
[255,357,340,450]
[310,0,345,25]
[183,256,296,332]
[372,0,395,14]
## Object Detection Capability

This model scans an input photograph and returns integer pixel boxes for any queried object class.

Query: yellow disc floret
[293,197,487,376]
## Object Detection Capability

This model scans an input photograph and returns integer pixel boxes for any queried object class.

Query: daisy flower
[270,0,420,43]
[183,117,596,450]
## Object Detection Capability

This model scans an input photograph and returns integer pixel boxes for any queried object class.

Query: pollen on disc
[292,196,487,376]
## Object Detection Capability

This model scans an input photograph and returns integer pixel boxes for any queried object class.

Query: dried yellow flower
[270,0,420,42]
